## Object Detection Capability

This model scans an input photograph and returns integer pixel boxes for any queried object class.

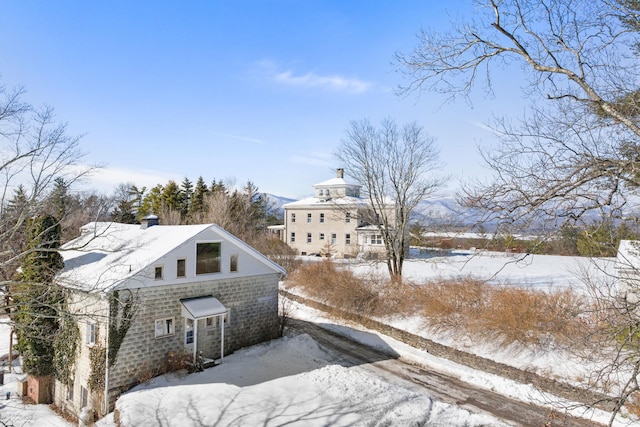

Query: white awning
[180,296,226,320]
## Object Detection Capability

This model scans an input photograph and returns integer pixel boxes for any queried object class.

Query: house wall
[284,205,368,257]
[106,272,280,410]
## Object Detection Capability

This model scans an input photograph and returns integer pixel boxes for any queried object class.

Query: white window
[230,254,238,272]
[80,386,88,409]
[319,189,323,196]
[196,242,221,274]
[307,213,312,223]
[86,323,96,346]
[345,212,351,223]
[331,233,337,244]
[345,233,351,245]
[155,317,174,338]
[290,232,296,243]
[291,213,296,223]
[154,266,163,280]
[371,234,382,245]
[319,233,325,241]
[307,233,312,243]
[319,213,325,223]
[185,318,194,345]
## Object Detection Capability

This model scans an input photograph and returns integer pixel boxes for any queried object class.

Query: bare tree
[395,1,640,422]
[396,0,640,229]
[335,118,443,280]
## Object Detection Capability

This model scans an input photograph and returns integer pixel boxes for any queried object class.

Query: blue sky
[0,1,527,199]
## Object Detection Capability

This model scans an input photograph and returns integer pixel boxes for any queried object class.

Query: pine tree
[188,176,209,221]
[13,215,65,377]
[180,177,193,219]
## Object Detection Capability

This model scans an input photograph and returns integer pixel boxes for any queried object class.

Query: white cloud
[258,61,372,94]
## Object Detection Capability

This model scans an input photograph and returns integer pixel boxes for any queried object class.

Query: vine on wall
[88,325,106,390]
[107,290,138,367]
[52,313,80,384]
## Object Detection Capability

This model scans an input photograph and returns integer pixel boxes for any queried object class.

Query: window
[185,318,194,345]
[326,189,330,195]
[216,312,230,327]
[154,266,163,280]
[307,213,312,223]
[80,386,88,409]
[319,189,324,196]
[196,242,221,274]
[291,213,296,223]
[86,323,96,346]
[177,259,186,277]
[290,232,296,243]
[345,233,351,245]
[331,233,337,244]
[155,317,174,338]
[230,254,238,272]
[371,234,382,245]
[319,233,325,241]
[206,317,214,328]
[345,212,351,223]
[320,213,325,223]
[307,233,312,243]
[67,380,74,401]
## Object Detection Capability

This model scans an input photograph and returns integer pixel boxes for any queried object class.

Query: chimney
[337,168,344,179]
[141,214,159,229]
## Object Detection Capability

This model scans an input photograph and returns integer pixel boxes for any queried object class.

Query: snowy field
[0,251,631,426]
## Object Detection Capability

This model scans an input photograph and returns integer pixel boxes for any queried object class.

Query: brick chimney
[337,168,344,179]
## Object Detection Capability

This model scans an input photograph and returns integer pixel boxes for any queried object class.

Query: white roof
[283,196,369,208]
[57,222,285,292]
[313,177,359,188]
[181,296,226,319]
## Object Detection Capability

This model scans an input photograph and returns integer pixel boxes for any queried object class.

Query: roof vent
[141,214,159,229]
[337,168,344,179]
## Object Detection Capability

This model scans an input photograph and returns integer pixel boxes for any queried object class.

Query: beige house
[53,217,285,421]
[282,169,389,258]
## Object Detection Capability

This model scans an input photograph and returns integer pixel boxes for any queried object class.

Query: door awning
[180,296,227,320]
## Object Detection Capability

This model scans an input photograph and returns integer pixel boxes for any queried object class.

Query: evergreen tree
[139,184,163,217]
[13,215,65,377]
[48,177,69,220]
[188,176,209,220]
[180,177,193,219]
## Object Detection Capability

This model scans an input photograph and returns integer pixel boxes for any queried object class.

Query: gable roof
[57,222,285,292]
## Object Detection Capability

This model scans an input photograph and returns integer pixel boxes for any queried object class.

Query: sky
[0,1,529,199]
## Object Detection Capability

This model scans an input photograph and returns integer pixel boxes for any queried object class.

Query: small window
[320,213,325,223]
[155,317,174,338]
[291,213,296,223]
[326,189,330,195]
[80,386,88,409]
[331,233,337,244]
[177,259,186,277]
[154,266,163,280]
[205,317,214,328]
[67,380,74,401]
[196,242,221,275]
[185,318,194,345]
[230,254,238,272]
[86,323,96,346]
[216,312,230,328]
[307,233,312,243]
[290,232,296,243]
[307,213,312,223]
[345,212,351,223]
[319,233,325,241]
[371,234,382,245]
[345,233,351,245]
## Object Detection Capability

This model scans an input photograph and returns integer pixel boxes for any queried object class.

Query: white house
[282,169,391,258]
[53,217,285,421]
[616,239,640,304]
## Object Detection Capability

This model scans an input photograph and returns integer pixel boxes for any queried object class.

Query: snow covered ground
[0,251,632,426]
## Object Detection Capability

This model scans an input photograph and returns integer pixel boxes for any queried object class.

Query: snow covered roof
[313,177,359,188]
[283,196,369,208]
[181,296,226,319]
[57,222,285,292]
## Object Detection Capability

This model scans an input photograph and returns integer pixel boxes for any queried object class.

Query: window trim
[290,232,296,243]
[345,233,351,245]
[176,259,186,278]
[291,213,296,223]
[154,266,163,280]
[306,232,312,244]
[319,213,325,223]
[230,254,238,272]
[196,241,222,275]
[307,213,312,223]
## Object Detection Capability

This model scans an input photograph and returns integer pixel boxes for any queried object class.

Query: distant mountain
[265,194,296,211]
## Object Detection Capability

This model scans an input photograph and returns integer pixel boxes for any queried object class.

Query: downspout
[220,312,225,363]
[104,308,109,416]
